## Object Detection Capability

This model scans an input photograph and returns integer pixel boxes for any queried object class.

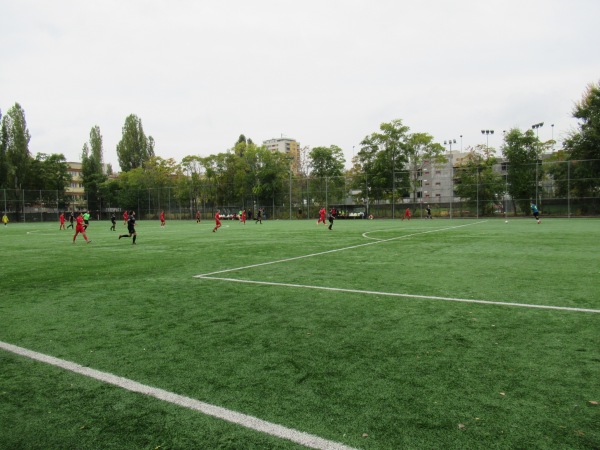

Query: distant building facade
[66,162,85,210]
[65,162,114,211]
[263,137,300,174]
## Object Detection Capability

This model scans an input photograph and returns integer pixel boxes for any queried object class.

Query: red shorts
[75,224,85,233]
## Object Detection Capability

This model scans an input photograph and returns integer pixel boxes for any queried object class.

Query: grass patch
[1,218,599,449]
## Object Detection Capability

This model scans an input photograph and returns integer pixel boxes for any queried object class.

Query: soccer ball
[505,220,508,223]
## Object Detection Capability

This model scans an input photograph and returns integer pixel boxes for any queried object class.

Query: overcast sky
[1,0,599,171]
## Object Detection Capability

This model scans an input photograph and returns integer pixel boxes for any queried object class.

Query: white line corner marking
[0,341,355,450]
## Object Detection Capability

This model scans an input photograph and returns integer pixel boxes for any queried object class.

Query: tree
[116,114,155,172]
[562,80,600,196]
[358,120,410,215]
[404,132,446,201]
[179,155,206,213]
[81,125,107,212]
[0,109,8,189]
[28,153,72,208]
[3,103,31,191]
[501,128,550,214]
[454,145,505,216]
[308,145,346,206]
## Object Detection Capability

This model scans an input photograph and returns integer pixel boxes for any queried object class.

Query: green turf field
[1,217,599,449]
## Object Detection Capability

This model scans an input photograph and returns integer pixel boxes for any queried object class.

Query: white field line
[0,340,356,450]
[198,277,600,314]
[195,221,487,278]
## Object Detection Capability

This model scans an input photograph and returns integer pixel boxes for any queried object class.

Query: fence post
[567,160,571,218]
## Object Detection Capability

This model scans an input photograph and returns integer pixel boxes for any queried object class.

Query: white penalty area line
[199,277,600,314]
[0,340,356,450]
[195,221,487,278]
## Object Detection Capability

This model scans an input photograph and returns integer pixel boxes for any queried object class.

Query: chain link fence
[2,160,599,223]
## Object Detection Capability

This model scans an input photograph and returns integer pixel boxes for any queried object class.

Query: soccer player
[531,202,541,224]
[426,205,432,219]
[119,210,137,244]
[59,212,65,230]
[317,207,326,225]
[110,213,116,231]
[73,213,91,244]
[160,210,166,228]
[2,213,8,226]
[240,209,246,225]
[196,210,201,223]
[255,208,263,224]
[213,209,222,232]
[83,210,91,229]
[123,210,129,226]
[327,209,335,230]
[402,207,411,221]
[67,212,74,229]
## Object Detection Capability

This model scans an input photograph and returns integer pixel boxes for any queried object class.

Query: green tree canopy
[501,128,550,213]
[116,114,155,172]
[454,145,505,216]
[404,132,447,201]
[562,80,600,196]
[82,125,107,211]
[2,103,31,190]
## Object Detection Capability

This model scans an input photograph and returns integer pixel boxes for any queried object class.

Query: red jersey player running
[160,210,166,228]
[402,207,411,221]
[123,210,128,225]
[72,213,91,244]
[212,210,222,232]
[317,207,326,225]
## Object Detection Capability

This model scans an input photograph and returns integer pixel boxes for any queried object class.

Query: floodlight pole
[286,156,294,220]
[444,139,456,219]
[532,122,544,206]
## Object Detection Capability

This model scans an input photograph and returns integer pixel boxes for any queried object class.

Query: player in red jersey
[240,209,246,225]
[59,212,65,230]
[317,207,326,225]
[212,210,222,232]
[196,210,201,223]
[123,210,129,225]
[72,213,91,244]
[402,207,411,221]
[160,210,166,228]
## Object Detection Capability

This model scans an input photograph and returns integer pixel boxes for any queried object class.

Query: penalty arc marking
[195,221,487,278]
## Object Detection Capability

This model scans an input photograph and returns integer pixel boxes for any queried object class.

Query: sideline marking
[195,221,487,278]
[0,340,356,450]
[198,277,600,314]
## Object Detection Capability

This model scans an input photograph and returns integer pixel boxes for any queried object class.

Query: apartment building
[263,137,300,174]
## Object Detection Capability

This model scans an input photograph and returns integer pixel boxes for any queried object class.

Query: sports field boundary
[0,340,356,450]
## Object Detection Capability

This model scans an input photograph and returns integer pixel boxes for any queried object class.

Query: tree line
[1,81,599,216]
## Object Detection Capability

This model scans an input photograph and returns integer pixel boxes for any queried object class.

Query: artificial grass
[0,218,598,449]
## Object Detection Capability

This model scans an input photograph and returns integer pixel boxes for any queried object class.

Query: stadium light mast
[532,122,544,207]
[444,139,457,219]
[481,129,494,152]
